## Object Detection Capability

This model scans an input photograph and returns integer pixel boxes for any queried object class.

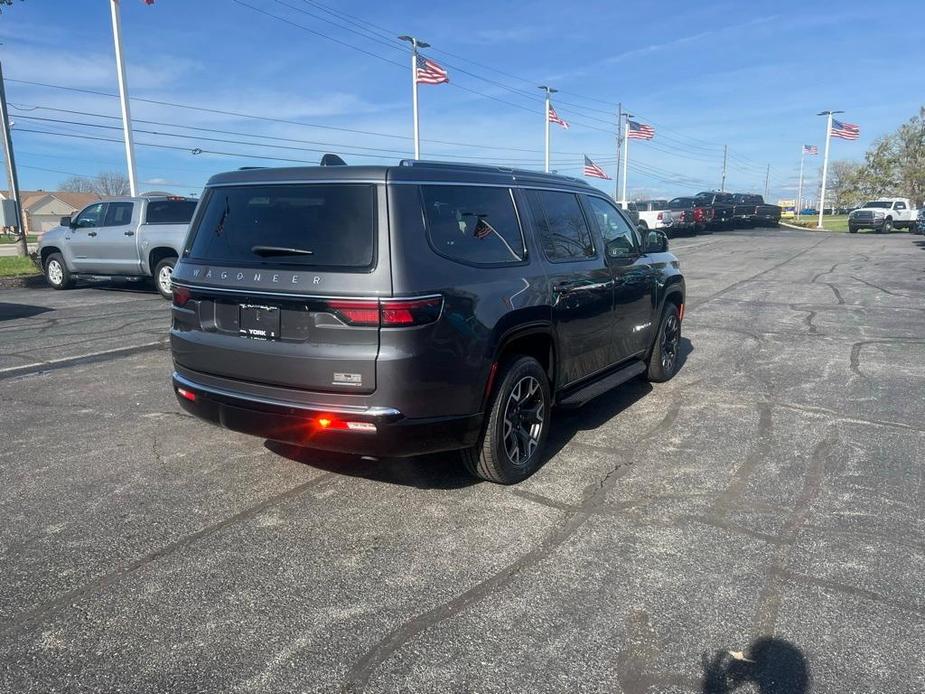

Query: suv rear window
[184,184,375,269]
[145,199,198,224]
[421,185,524,265]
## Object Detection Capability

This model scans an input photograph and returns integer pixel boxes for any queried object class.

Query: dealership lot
[1,228,923,692]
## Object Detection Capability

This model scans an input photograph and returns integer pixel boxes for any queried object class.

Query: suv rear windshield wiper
[250,245,314,257]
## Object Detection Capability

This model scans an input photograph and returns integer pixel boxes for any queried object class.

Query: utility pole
[538,85,557,173]
[764,164,770,199]
[817,110,842,228]
[614,102,622,200]
[109,0,138,196]
[720,144,728,192]
[0,60,27,257]
[398,35,428,159]
[620,112,633,205]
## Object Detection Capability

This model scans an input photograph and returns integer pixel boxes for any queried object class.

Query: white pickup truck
[37,194,198,298]
[848,197,919,233]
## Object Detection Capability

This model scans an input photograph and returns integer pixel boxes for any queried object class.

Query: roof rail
[398,159,589,187]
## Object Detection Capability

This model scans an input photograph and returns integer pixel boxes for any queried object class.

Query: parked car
[915,208,925,235]
[616,200,640,226]
[37,194,199,298]
[848,198,919,233]
[664,197,702,236]
[634,199,671,231]
[694,191,735,229]
[732,193,782,228]
[170,160,685,484]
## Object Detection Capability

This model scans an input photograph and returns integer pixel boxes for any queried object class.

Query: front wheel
[154,257,177,299]
[462,356,551,484]
[44,252,74,290]
[849,225,858,233]
[881,218,892,234]
[646,303,681,383]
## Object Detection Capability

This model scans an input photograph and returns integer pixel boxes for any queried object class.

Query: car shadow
[267,337,694,489]
[700,637,810,693]
[0,303,54,321]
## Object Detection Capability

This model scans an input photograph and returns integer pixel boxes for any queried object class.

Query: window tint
[103,202,134,226]
[185,184,375,269]
[526,190,595,261]
[421,185,524,265]
[584,196,638,258]
[145,199,198,224]
[74,203,105,228]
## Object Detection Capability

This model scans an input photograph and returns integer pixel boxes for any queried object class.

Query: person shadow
[701,637,810,694]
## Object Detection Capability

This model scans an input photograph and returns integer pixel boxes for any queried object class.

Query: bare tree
[59,170,131,196]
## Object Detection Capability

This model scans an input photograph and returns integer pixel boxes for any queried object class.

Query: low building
[0,190,102,234]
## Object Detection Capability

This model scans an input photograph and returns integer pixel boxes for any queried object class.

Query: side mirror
[646,230,668,254]
[60,216,72,228]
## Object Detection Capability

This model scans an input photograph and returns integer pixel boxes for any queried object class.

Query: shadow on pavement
[0,302,54,321]
[701,637,810,694]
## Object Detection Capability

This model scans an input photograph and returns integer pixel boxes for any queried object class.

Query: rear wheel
[44,253,74,290]
[154,257,177,299]
[646,304,681,383]
[462,356,551,484]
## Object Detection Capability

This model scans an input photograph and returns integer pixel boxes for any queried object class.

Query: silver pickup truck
[37,194,198,299]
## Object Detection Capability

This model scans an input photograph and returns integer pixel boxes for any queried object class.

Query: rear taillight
[172,285,192,307]
[323,296,443,328]
[657,212,663,221]
[693,207,704,222]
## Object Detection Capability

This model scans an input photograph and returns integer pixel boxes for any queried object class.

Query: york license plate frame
[239,304,280,340]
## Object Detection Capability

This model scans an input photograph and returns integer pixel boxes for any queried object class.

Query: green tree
[852,109,925,205]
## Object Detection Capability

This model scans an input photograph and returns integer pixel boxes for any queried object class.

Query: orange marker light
[317,417,333,429]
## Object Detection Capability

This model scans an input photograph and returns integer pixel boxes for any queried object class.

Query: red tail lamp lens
[325,300,380,327]
[381,297,442,326]
[176,387,196,402]
[172,285,192,307]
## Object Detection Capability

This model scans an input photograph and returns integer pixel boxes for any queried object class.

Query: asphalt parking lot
[1,228,923,693]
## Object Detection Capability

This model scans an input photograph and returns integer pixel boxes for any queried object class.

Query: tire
[646,303,681,383]
[880,218,892,234]
[701,224,714,235]
[153,256,177,300]
[461,356,551,484]
[849,225,858,233]
[44,252,74,290]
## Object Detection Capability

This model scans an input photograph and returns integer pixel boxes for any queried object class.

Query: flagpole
[539,86,556,173]
[797,147,805,221]
[399,35,429,159]
[614,102,622,200]
[620,116,631,204]
[816,110,841,229]
[109,0,138,196]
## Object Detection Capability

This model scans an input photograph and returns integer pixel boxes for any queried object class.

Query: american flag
[473,216,496,239]
[831,119,860,140]
[583,155,611,180]
[548,103,569,129]
[803,144,818,155]
[627,120,655,140]
[416,55,449,85]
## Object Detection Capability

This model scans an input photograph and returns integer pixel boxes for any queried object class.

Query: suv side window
[103,202,134,226]
[74,203,105,228]
[526,189,595,261]
[895,201,906,210]
[583,195,639,258]
[421,185,525,265]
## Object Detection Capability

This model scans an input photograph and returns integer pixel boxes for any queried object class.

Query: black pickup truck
[693,191,735,229]
[732,193,782,228]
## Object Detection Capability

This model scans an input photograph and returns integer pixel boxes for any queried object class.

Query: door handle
[87,231,97,237]
[124,230,135,236]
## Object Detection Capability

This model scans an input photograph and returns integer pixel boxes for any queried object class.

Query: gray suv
[171,161,685,483]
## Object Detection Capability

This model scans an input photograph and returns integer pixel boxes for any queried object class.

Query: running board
[557,360,646,408]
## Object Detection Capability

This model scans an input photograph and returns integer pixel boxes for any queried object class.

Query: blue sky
[1,0,923,201]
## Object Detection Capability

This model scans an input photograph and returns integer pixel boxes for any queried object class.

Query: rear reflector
[322,296,443,327]
[176,387,196,402]
[312,415,377,433]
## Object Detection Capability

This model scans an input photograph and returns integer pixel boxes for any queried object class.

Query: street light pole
[538,85,557,173]
[764,163,770,199]
[109,0,138,196]
[797,147,805,221]
[615,102,622,200]
[399,35,429,159]
[721,144,728,192]
[817,110,842,229]
[620,112,633,205]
